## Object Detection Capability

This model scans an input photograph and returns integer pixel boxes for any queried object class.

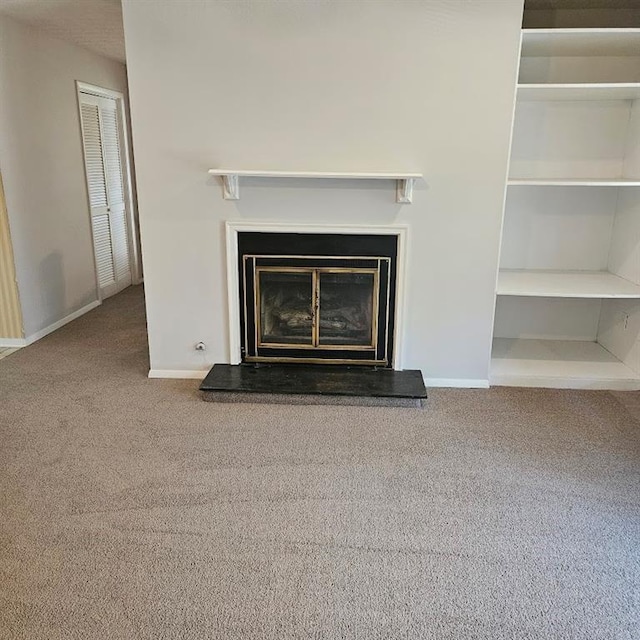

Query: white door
[79,92,132,299]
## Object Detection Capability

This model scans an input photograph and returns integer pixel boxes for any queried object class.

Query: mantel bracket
[222,174,240,200]
[396,178,415,204]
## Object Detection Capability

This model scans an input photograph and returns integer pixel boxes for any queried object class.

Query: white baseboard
[2,301,101,348]
[0,337,27,348]
[490,374,640,391]
[148,369,208,379]
[23,300,101,346]
[425,378,490,389]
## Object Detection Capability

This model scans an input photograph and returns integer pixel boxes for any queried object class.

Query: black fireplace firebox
[238,232,398,366]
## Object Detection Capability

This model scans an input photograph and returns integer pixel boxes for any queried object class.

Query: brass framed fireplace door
[242,256,393,365]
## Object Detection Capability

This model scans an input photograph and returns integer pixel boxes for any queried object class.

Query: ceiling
[0,0,125,62]
[0,0,636,65]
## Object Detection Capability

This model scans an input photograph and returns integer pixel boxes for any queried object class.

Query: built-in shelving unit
[207,170,423,203]
[491,26,640,390]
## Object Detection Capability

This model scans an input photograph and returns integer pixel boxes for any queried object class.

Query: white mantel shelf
[207,170,423,203]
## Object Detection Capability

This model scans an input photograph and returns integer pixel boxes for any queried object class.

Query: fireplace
[237,231,399,366]
[201,224,425,404]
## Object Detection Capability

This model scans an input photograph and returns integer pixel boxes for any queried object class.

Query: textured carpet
[1,285,639,639]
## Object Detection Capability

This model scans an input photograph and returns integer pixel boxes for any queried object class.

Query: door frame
[76,81,142,302]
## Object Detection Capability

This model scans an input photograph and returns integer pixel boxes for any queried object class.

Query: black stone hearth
[200,364,427,407]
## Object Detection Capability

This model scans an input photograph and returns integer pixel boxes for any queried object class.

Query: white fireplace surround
[225,221,408,370]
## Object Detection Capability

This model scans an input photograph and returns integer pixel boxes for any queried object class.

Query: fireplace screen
[258,268,376,348]
[318,272,375,346]
[259,271,315,345]
[242,255,393,365]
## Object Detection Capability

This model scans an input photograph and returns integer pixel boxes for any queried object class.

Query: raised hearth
[200,364,427,407]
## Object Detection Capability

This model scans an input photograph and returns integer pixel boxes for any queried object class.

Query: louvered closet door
[79,93,131,299]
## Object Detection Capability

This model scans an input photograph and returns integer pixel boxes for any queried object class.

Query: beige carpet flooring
[1,285,639,639]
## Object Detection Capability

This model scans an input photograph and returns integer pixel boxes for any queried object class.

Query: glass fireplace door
[257,270,314,346]
[257,268,377,350]
[245,256,391,365]
[318,271,376,348]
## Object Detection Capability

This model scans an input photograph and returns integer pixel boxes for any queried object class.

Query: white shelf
[518,83,640,101]
[521,29,640,58]
[208,170,423,179]
[491,338,640,390]
[508,178,640,187]
[497,270,640,298]
[207,170,423,203]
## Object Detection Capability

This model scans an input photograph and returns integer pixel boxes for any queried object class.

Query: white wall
[122,0,524,383]
[0,16,128,337]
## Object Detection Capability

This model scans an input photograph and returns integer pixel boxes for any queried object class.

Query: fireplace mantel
[208,169,423,203]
